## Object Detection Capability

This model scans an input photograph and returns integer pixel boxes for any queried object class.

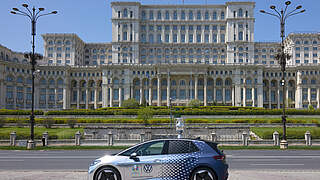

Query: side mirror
[130,153,138,160]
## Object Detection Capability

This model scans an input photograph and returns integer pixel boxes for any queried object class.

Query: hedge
[251,127,320,139]
[0,109,43,115]
[44,108,320,116]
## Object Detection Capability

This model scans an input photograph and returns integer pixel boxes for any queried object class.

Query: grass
[0,127,84,140]
[251,127,320,139]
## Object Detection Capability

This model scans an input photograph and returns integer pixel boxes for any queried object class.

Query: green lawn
[251,127,320,139]
[0,127,84,140]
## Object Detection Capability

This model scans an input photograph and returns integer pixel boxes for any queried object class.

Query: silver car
[88,139,228,180]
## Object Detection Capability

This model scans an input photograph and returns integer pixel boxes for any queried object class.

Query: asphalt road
[0,149,319,171]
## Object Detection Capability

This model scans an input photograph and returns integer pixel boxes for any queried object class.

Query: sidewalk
[0,170,319,180]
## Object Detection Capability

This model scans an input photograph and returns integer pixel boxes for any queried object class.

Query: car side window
[167,140,199,154]
[135,141,165,156]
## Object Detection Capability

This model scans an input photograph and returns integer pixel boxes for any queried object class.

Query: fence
[0,130,318,147]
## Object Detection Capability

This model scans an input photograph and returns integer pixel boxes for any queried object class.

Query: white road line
[250,164,305,166]
[0,160,24,162]
[232,159,281,162]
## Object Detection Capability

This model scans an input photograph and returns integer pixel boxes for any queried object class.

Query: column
[222,87,226,104]
[102,84,108,107]
[0,80,5,109]
[54,88,57,109]
[286,88,289,108]
[109,87,113,107]
[167,75,170,106]
[157,76,161,106]
[252,88,255,107]
[34,82,39,109]
[148,86,152,106]
[235,85,241,106]
[317,88,320,109]
[195,75,198,100]
[257,85,263,107]
[119,87,122,107]
[295,71,302,109]
[231,85,235,106]
[204,76,207,106]
[268,83,272,109]
[45,89,49,110]
[63,86,68,109]
[139,85,143,105]
[130,83,133,99]
[277,88,280,109]
[76,88,80,109]
[308,88,311,105]
[243,87,246,107]
[85,88,89,109]
[94,88,98,109]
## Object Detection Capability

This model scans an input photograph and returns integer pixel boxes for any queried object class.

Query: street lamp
[11,4,57,149]
[260,1,305,149]
[169,97,173,128]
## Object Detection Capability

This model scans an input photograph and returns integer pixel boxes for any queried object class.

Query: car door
[119,140,167,180]
[159,140,199,179]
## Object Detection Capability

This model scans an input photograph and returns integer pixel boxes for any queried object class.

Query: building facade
[1,1,320,110]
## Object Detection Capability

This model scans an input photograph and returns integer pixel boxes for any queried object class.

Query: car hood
[99,154,129,165]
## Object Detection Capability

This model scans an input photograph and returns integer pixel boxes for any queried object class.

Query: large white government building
[1,1,320,110]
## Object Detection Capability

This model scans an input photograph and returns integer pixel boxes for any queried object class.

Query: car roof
[146,138,218,145]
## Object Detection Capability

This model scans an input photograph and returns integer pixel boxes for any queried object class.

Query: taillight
[213,155,225,161]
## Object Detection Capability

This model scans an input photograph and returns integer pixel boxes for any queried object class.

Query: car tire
[94,166,121,180]
[190,167,216,180]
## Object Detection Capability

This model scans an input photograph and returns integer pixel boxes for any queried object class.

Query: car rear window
[205,141,223,155]
[167,140,199,154]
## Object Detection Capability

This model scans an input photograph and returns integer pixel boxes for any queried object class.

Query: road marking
[232,159,281,162]
[250,164,305,166]
[0,160,24,162]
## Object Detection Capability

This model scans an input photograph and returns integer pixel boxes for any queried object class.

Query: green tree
[308,104,315,111]
[137,107,154,125]
[0,117,5,128]
[188,99,202,108]
[122,99,140,109]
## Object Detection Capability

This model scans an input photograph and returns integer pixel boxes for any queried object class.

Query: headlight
[90,159,101,167]
[88,159,101,174]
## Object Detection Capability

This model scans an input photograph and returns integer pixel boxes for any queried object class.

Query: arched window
[57,79,64,85]
[171,80,176,86]
[152,80,157,86]
[26,78,32,84]
[197,11,201,20]
[220,11,225,19]
[114,79,119,85]
[225,79,231,86]
[216,79,222,86]
[313,41,318,44]
[238,9,243,17]
[302,79,308,85]
[189,11,193,20]
[295,41,300,44]
[161,79,167,86]
[207,79,213,86]
[205,11,209,20]
[6,76,14,82]
[134,80,140,86]
[17,77,23,83]
[213,11,217,20]
[123,8,128,18]
[311,79,316,84]
[65,40,71,45]
[180,80,186,86]
[40,79,47,85]
[49,79,55,85]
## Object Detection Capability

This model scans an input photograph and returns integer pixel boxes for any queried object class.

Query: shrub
[308,105,315,111]
[122,99,140,109]
[187,99,202,108]
[0,117,5,128]
[270,119,282,124]
[231,119,249,123]
[137,107,154,125]
[67,119,77,128]
[42,118,55,128]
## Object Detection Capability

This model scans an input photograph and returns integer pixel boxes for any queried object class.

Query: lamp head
[22,4,28,8]
[260,10,266,13]
[270,5,276,10]
[12,8,19,11]
[300,9,306,13]
[296,5,302,9]
[51,11,58,14]
[10,11,17,14]
[285,1,291,6]
[38,8,45,11]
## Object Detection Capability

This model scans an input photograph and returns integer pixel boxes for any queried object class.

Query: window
[189,34,193,43]
[213,12,217,20]
[165,11,169,20]
[173,34,177,43]
[220,34,225,43]
[135,140,165,156]
[205,11,209,20]
[221,11,225,19]
[238,31,243,41]
[205,34,209,43]
[239,9,243,17]
[181,34,185,43]
[149,10,154,19]
[197,11,201,20]
[189,11,193,20]
[165,34,169,43]
[197,34,201,43]
[141,11,146,19]
[123,9,128,18]
[167,140,199,154]
[173,11,177,20]
[157,11,161,19]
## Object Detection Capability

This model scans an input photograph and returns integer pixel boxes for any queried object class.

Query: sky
[0,0,319,54]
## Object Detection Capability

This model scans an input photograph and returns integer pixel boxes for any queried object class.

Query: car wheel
[190,167,216,180]
[94,166,121,180]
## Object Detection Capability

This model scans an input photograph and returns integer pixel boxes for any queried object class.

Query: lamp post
[260,1,305,149]
[11,4,57,149]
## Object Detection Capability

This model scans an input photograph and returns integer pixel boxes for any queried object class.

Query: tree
[308,104,315,111]
[137,107,154,125]
[122,99,140,109]
[188,99,202,108]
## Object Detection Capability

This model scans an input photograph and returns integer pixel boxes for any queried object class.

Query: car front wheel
[190,167,216,180]
[94,166,121,180]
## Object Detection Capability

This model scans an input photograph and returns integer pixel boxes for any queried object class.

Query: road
[0,150,320,180]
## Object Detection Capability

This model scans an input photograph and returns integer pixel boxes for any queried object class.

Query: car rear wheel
[94,166,121,180]
[190,167,216,180]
